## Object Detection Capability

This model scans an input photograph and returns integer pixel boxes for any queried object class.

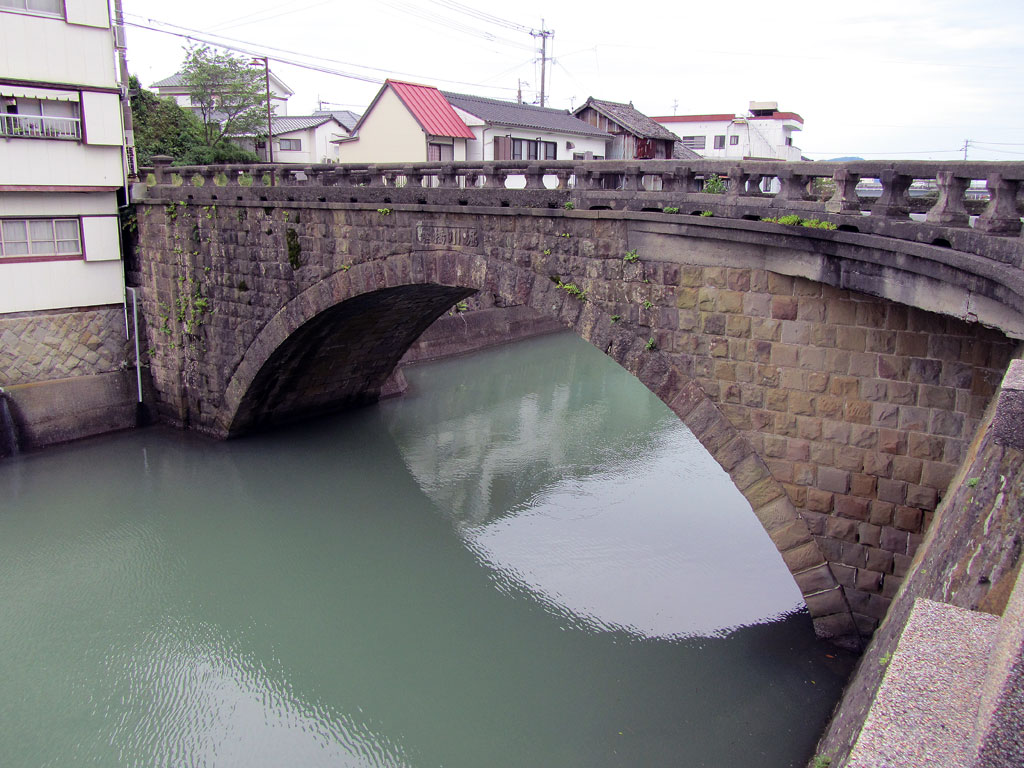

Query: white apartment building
[0,0,128,314]
[653,101,804,162]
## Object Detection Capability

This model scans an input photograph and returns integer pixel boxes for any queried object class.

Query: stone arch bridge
[131,158,1024,648]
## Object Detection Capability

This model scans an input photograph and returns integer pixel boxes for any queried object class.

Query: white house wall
[0,259,124,313]
[0,6,116,89]
[465,126,607,162]
[336,87,431,163]
[0,138,123,187]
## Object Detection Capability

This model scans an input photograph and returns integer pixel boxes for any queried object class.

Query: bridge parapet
[141,158,1024,264]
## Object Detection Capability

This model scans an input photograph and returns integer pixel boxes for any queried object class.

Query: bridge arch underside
[227,284,473,435]
[213,252,875,647]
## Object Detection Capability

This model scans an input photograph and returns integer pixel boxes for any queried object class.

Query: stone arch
[219,250,854,644]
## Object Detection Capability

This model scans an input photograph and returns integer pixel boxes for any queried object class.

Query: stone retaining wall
[0,306,126,385]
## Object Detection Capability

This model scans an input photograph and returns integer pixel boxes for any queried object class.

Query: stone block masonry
[674,267,1015,636]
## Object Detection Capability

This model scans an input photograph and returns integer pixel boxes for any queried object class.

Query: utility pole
[531,20,553,107]
[251,57,273,163]
[962,138,970,161]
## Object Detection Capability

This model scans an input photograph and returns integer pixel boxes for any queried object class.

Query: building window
[1,96,81,140]
[729,135,739,146]
[428,142,454,162]
[785,136,793,146]
[279,138,302,151]
[512,139,556,160]
[714,135,726,149]
[681,136,706,150]
[0,0,63,16]
[0,218,81,260]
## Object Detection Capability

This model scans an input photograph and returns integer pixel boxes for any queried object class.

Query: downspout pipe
[125,287,144,425]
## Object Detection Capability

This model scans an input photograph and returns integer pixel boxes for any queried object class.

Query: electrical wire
[425,0,533,34]
[125,14,522,93]
[379,0,535,52]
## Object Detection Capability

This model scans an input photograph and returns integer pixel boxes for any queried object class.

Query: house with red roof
[336,80,476,163]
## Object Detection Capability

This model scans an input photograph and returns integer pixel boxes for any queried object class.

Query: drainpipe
[111,0,136,182]
[125,287,144,424]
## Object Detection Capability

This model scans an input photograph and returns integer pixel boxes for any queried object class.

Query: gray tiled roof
[576,98,681,141]
[151,72,186,88]
[442,92,610,138]
[271,115,337,136]
[313,110,361,132]
[673,143,702,160]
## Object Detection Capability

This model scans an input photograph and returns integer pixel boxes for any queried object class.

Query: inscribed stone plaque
[416,224,479,248]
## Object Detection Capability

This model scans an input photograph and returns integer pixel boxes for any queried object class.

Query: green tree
[129,75,259,166]
[180,45,268,149]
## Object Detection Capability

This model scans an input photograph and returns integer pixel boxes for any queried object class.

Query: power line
[424,0,533,34]
[125,15,522,93]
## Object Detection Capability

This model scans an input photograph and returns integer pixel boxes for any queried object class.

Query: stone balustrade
[142,157,1024,269]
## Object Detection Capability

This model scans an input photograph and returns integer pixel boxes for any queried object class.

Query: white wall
[464,125,608,162]
[0,259,124,312]
[655,117,802,161]
[0,192,123,312]
[336,87,430,163]
[0,137,124,187]
[0,5,116,88]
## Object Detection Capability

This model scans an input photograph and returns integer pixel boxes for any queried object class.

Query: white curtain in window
[29,220,55,254]
[1,220,28,255]
[27,0,62,13]
[55,220,80,253]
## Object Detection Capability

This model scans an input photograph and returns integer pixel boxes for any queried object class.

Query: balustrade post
[151,155,173,184]
[553,170,572,190]
[870,169,912,218]
[274,165,293,187]
[825,169,861,214]
[523,164,544,190]
[924,170,970,227]
[574,165,600,190]
[975,173,1022,235]
[439,164,460,188]
[724,166,750,200]
[775,169,810,203]
[620,165,641,192]
[483,166,505,189]
[365,166,384,188]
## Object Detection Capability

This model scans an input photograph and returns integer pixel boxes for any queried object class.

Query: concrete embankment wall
[0,306,139,455]
[399,296,564,366]
[815,349,1024,767]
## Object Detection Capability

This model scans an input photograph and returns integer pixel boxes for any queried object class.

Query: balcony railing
[0,113,81,141]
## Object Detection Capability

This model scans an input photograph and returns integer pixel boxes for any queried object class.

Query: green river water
[0,332,852,767]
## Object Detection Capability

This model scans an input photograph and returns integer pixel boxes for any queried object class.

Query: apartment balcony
[1,114,81,141]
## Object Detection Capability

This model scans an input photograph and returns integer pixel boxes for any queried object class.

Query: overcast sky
[120,0,1024,161]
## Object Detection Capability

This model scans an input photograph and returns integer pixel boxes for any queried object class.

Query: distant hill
[827,156,865,162]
